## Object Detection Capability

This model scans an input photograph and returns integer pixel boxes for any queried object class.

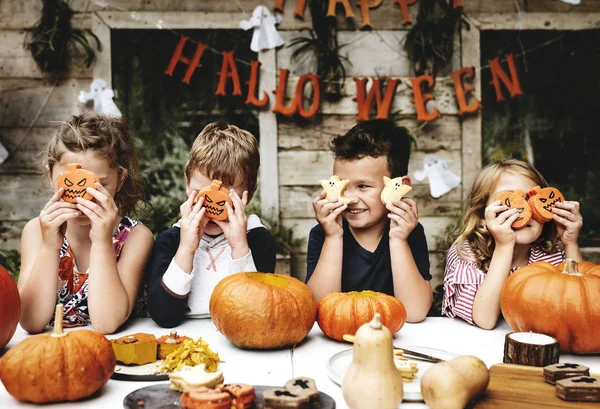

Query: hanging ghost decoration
[78,78,122,118]
[240,5,284,52]
[414,154,461,198]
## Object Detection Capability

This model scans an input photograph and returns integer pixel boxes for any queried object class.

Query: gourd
[209,272,317,349]
[317,290,406,341]
[0,304,115,403]
[342,313,403,409]
[500,259,600,353]
[195,180,232,221]
[111,333,158,365]
[420,355,490,409]
[0,264,20,349]
[57,163,100,202]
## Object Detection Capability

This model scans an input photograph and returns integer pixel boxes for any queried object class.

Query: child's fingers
[190,195,204,216]
[76,198,102,219]
[389,200,417,220]
[241,191,248,208]
[190,206,206,228]
[320,200,344,217]
[494,208,518,224]
[327,203,347,219]
[50,211,82,227]
[75,202,99,222]
[43,188,65,210]
[312,191,327,206]
[47,207,81,222]
[85,184,115,211]
[224,202,238,225]
[500,210,521,226]
[43,201,78,216]
[553,201,581,215]
[388,212,406,225]
[181,190,197,217]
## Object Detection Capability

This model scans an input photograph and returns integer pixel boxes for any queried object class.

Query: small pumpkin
[0,264,20,349]
[209,272,317,349]
[527,185,564,223]
[500,259,600,353]
[317,291,406,341]
[57,163,100,203]
[0,304,115,403]
[195,180,232,221]
[157,330,190,360]
[494,190,532,229]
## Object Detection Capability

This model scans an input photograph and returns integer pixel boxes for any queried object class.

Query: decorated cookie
[556,376,600,402]
[544,363,590,385]
[380,176,412,205]
[111,333,157,365]
[263,387,311,409]
[319,175,356,205]
[57,163,100,203]
[195,180,232,221]
[527,186,564,223]
[221,384,256,409]
[284,377,320,408]
[494,189,532,229]
[181,387,232,409]
[169,364,224,392]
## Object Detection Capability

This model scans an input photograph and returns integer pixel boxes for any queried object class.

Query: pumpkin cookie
[494,190,532,229]
[111,333,157,365]
[319,175,356,205]
[221,384,256,409]
[284,377,320,408]
[380,176,412,205]
[263,387,311,409]
[57,163,100,203]
[169,364,224,392]
[195,180,232,221]
[527,186,564,223]
[181,387,232,409]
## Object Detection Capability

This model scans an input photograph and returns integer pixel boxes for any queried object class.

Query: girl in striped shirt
[442,159,583,329]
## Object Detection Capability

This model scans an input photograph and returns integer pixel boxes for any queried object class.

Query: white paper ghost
[78,78,122,118]
[240,5,284,52]
[414,154,461,199]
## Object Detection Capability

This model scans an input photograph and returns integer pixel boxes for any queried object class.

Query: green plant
[24,0,101,83]
[288,0,349,101]
[403,0,469,77]
[0,249,21,283]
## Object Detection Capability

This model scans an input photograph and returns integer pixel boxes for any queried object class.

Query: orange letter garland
[488,54,524,102]
[245,60,270,108]
[327,0,356,18]
[215,51,242,96]
[164,35,206,84]
[272,68,298,116]
[295,73,321,119]
[451,66,482,115]
[273,0,307,18]
[410,75,440,122]
[395,0,418,25]
[354,77,400,121]
[357,0,383,30]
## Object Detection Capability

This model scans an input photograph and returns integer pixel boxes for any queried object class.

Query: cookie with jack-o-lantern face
[527,186,564,223]
[57,163,100,203]
[494,189,532,230]
[195,180,232,221]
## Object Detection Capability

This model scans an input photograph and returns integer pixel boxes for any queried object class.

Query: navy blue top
[306,220,431,295]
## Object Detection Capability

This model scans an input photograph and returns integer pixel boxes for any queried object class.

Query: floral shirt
[55,217,141,327]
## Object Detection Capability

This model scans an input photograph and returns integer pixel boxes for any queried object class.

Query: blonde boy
[147,122,276,327]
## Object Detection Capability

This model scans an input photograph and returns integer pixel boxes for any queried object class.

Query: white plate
[112,360,168,381]
[326,346,458,401]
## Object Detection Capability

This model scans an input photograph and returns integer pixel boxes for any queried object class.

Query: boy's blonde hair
[43,112,146,217]
[184,122,260,191]
[453,159,559,271]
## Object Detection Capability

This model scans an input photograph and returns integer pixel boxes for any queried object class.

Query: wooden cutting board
[473,363,599,408]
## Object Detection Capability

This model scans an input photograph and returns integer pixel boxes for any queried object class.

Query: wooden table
[1,318,599,409]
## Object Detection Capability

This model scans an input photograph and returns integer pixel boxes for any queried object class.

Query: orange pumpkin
[0,304,115,403]
[57,163,100,203]
[494,190,532,229]
[317,291,407,341]
[209,272,317,349]
[195,180,232,221]
[500,259,600,353]
[0,265,20,349]
[527,186,564,223]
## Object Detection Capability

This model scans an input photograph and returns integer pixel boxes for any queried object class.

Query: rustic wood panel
[0,174,52,220]
[278,149,461,186]
[279,184,461,219]
[278,115,461,151]
[0,79,90,127]
[464,0,600,13]
[0,127,53,174]
[469,12,600,30]
[0,220,26,251]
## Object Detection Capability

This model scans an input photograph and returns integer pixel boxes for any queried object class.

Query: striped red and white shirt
[442,241,564,325]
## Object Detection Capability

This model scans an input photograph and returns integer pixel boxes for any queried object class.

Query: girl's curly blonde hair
[453,159,560,271]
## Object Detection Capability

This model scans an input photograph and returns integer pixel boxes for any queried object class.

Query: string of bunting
[91,0,564,122]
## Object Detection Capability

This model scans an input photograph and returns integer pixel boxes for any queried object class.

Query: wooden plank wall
[1,0,599,286]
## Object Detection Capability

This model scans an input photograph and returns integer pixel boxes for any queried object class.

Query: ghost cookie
[284,377,320,408]
[494,190,532,230]
[263,387,311,409]
[319,175,356,205]
[380,176,412,205]
[527,186,564,223]
[57,163,100,203]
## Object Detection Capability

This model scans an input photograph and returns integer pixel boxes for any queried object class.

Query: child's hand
[39,188,81,250]
[553,200,583,248]
[312,191,347,238]
[484,200,520,246]
[76,182,120,244]
[178,190,208,254]
[387,198,418,241]
[214,190,249,258]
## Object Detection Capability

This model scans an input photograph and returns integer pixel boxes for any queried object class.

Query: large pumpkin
[500,259,600,353]
[209,272,317,349]
[0,304,116,403]
[0,265,20,349]
[317,291,407,341]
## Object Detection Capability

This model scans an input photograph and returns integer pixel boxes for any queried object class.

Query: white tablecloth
[1,317,599,409]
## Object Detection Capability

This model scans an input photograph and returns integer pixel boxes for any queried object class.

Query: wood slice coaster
[556,376,600,402]
[504,332,560,367]
[544,363,590,385]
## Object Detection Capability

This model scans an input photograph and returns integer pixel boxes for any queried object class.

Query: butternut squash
[420,355,490,409]
[342,313,404,409]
